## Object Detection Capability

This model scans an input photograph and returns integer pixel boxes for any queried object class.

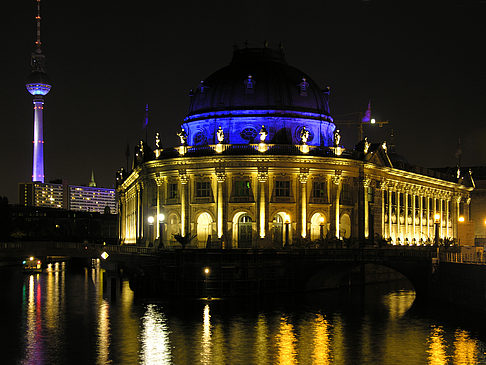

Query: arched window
[197,212,213,247]
[340,214,351,239]
[310,213,327,241]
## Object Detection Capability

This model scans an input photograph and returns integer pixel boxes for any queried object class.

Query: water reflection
[276,315,297,364]
[427,325,447,365]
[312,314,332,364]
[10,270,486,365]
[140,304,172,364]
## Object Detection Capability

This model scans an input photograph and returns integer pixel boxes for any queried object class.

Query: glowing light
[301,144,309,154]
[215,143,223,153]
[434,213,440,222]
[147,216,155,224]
[319,216,325,224]
[204,267,210,275]
[258,142,268,153]
[284,213,291,224]
[158,213,165,222]
[30,257,34,261]
[458,216,465,222]
[370,118,376,124]
[101,251,109,260]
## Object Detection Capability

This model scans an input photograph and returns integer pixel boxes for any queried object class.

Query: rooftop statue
[334,129,341,147]
[217,126,225,143]
[177,128,187,145]
[259,125,268,143]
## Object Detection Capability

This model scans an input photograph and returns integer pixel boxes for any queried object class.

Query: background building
[19,173,117,214]
[116,47,473,248]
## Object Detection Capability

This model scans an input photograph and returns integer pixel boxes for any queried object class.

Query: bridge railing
[441,252,486,265]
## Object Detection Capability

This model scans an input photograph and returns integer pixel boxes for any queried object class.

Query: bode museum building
[116,46,473,248]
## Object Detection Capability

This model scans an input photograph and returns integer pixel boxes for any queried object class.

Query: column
[179,171,188,236]
[380,181,387,238]
[388,189,392,239]
[412,191,416,240]
[404,189,409,240]
[216,169,226,239]
[258,167,268,238]
[299,169,309,238]
[363,178,371,239]
[397,190,401,242]
[155,179,161,238]
[426,196,430,239]
[136,184,141,241]
[440,197,443,238]
[446,198,450,237]
[332,172,342,239]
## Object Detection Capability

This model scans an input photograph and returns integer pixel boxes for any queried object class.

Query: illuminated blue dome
[183,47,335,146]
[26,71,51,96]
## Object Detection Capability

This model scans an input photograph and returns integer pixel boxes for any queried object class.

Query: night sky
[1,1,485,203]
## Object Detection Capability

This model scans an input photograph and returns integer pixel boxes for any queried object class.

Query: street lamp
[319,215,325,241]
[284,214,291,248]
[203,267,210,299]
[147,216,154,246]
[158,213,165,248]
[434,213,440,245]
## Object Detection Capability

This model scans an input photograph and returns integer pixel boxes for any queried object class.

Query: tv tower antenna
[26,0,51,183]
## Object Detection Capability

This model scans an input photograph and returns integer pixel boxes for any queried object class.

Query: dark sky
[1,1,486,203]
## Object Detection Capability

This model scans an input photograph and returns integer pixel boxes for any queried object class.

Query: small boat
[23,257,42,273]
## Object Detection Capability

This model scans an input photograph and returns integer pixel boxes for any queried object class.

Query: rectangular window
[275,180,290,197]
[196,181,211,198]
[341,183,352,204]
[367,186,374,203]
[168,183,178,200]
[234,180,251,197]
[312,181,326,201]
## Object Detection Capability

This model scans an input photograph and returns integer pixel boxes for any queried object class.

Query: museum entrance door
[272,214,284,247]
[238,215,253,248]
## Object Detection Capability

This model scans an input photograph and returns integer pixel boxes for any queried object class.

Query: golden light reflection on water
[312,314,332,364]
[453,329,479,365]
[276,316,297,365]
[382,289,416,319]
[23,274,42,364]
[140,304,172,364]
[97,300,111,364]
[200,303,212,364]
[255,314,269,365]
[427,325,447,365]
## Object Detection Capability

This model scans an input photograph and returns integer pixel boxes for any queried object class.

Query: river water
[1,262,486,365]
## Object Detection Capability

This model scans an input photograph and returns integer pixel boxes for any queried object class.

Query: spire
[89,170,97,187]
[30,0,47,75]
[35,0,41,49]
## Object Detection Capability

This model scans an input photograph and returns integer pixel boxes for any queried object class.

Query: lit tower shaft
[26,0,51,183]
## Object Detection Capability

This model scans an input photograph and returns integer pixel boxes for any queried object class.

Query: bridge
[1,241,486,314]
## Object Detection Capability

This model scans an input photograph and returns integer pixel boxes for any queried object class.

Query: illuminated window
[168,183,178,200]
[195,181,211,198]
[312,181,326,202]
[234,180,251,197]
[275,180,290,197]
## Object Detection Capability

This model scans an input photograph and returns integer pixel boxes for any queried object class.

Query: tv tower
[25,0,51,183]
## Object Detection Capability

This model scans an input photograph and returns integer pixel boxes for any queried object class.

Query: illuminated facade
[19,181,117,214]
[26,0,51,183]
[116,47,473,247]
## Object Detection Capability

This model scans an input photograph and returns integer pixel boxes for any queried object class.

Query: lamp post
[434,213,440,261]
[147,215,154,247]
[158,213,165,249]
[284,214,290,248]
[204,267,210,299]
[319,215,325,241]
[334,111,389,142]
